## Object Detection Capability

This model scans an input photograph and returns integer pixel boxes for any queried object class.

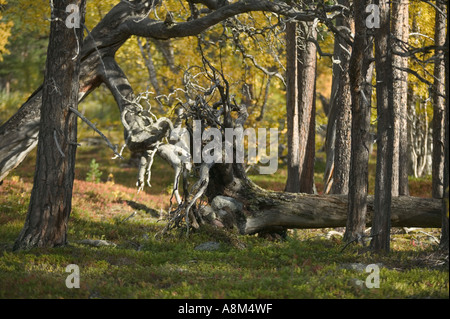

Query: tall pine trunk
[13,0,86,250]
[440,3,449,251]
[392,0,409,196]
[398,0,410,196]
[285,21,301,192]
[344,0,374,243]
[296,20,317,194]
[432,0,446,199]
[285,19,317,194]
[325,0,353,195]
[371,0,394,253]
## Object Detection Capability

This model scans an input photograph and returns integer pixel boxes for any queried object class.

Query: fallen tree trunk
[240,191,441,234]
[204,164,442,235]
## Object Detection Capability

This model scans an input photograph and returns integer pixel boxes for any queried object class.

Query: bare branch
[392,45,447,57]
[307,37,333,58]
[69,107,123,159]
[124,0,318,39]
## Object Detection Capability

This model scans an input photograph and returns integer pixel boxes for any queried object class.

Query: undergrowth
[0,143,448,299]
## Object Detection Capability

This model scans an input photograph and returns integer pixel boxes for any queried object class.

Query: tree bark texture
[324,0,352,195]
[344,0,374,243]
[285,18,317,194]
[285,21,301,193]
[296,20,317,194]
[440,3,449,251]
[432,0,446,199]
[391,0,409,197]
[13,0,86,250]
[372,0,394,253]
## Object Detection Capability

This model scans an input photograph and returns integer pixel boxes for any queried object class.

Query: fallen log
[240,191,441,234]
[204,165,442,235]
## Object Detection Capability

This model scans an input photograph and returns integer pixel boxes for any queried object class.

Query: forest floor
[0,131,448,299]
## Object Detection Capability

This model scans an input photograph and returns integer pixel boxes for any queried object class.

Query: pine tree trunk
[285,22,301,193]
[344,0,374,243]
[330,0,352,195]
[440,3,449,251]
[397,0,410,196]
[296,20,317,194]
[372,0,394,253]
[391,0,409,197]
[285,9,317,195]
[13,0,87,250]
[432,0,446,199]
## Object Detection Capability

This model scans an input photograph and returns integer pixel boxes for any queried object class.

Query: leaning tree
[0,0,443,246]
